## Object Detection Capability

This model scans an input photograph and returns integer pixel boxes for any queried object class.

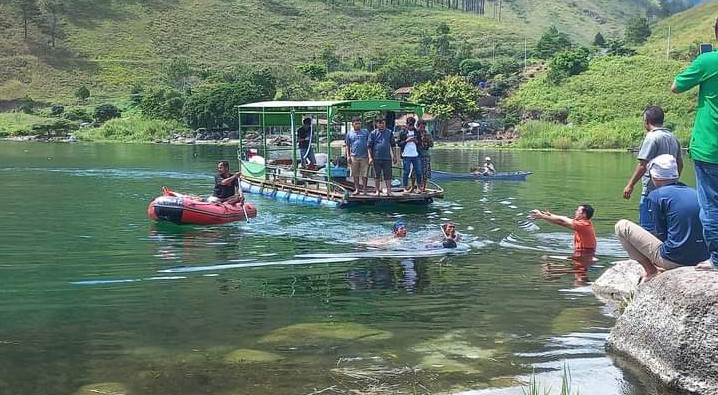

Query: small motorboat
[147,187,257,225]
[432,170,532,181]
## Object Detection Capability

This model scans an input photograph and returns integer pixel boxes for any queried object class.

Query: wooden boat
[236,100,444,208]
[147,187,257,225]
[432,170,532,181]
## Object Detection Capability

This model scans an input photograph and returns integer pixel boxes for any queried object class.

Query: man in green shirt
[671,17,718,270]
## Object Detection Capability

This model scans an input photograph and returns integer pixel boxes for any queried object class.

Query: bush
[296,63,327,80]
[547,48,590,84]
[94,103,121,122]
[51,105,64,116]
[75,85,90,102]
[63,107,92,122]
[19,96,34,114]
[31,118,79,137]
[139,87,184,121]
[75,115,188,142]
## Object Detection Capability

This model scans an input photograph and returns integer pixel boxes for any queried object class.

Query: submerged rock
[73,382,129,395]
[412,330,497,374]
[551,306,604,334]
[606,267,718,395]
[224,348,283,364]
[592,260,642,302]
[259,322,392,345]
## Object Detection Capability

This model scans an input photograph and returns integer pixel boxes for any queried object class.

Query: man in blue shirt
[345,117,370,195]
[367,117,398,196]
[615,154,709,283]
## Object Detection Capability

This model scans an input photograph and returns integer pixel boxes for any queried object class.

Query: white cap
[485,157,491,161]
[648,154,679,180]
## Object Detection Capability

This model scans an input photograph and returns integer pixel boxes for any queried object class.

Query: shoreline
[0,136,631,152]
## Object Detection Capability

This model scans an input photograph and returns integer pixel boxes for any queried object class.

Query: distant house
[393,86,413,101]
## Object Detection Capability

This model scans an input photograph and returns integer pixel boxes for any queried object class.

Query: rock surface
[605,267,718,395]
[591,260,642,302]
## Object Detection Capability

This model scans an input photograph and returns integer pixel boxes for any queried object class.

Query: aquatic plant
[618,291,635,314]
[522,364,579,395]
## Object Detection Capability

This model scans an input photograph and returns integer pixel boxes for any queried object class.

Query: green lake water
[0,142,694,395]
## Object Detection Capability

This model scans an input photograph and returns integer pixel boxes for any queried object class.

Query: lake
[0,142,692,395]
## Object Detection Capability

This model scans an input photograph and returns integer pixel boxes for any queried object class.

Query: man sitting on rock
[615,154,709,283]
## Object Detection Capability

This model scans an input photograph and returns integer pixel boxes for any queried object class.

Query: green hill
[641,0,718,59]
[505,1,718,149]
[0,0,650,101]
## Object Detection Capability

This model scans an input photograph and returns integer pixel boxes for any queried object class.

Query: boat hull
[147,188,257,225]
[432,170,532,181]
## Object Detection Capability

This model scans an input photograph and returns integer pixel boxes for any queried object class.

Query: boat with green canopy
[236,100,444,208]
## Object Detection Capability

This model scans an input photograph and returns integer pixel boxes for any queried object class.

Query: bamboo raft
[239,162,444,208]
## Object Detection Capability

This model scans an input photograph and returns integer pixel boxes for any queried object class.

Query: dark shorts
[373,159,393,180]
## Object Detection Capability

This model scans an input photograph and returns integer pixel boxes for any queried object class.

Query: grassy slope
[505,2,718,148]
[640,1,718,58]
[0,0,647,102]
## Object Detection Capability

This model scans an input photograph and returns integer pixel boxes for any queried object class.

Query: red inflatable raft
[147,187,257,225]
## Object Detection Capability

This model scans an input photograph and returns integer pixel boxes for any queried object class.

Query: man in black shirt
[210,160,244,205]
[296,117,316,166]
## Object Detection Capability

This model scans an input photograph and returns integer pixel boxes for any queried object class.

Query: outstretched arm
[530,210,574,229]
[623,159,648,199]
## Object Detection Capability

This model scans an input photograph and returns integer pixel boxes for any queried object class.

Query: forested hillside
[0,0,655,101]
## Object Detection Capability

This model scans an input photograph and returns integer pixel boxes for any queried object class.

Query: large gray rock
[606,267,718,395]
[592,260,642,302]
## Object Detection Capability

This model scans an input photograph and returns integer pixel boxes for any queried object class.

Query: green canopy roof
[238,99,424,118]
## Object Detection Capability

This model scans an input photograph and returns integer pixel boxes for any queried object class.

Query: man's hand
[623,185,633,200]
[347,156,353,165]
[392,156,398,165]
[529,209,543,220]
[368,157,373,165]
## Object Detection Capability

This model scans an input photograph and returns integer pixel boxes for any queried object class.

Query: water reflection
[345,258,431,293]
[541,251,598,287]
[148,224,239,265]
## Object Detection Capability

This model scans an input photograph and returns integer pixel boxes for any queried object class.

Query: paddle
[235,166,250,223]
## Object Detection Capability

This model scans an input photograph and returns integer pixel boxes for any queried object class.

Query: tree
[12,0,39,39]
[319,45,341,72]
[375,55,434,89]
[139,87,184,121]
[547,47,590,85]
[458,58,484,76]
[39,0,63,48]
[75,85,90,102]
[606,39,637,57]
[182,81,272,130]
[593,32,606,47]
[488,57,521,77]
[409,75,481,136]
[535,26,572,59]
[296,63,327,80]
[334,83,390,100]
[625,16,651,45]
[94,103,121,122]
[160,58,195,92]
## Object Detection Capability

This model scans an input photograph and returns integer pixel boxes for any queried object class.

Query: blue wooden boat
[432,170,532,181]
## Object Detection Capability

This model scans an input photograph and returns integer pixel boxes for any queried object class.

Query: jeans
[695,160,718,265]
[638,195,655,232]
[402,156,422,187]
[300,146,316,165]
